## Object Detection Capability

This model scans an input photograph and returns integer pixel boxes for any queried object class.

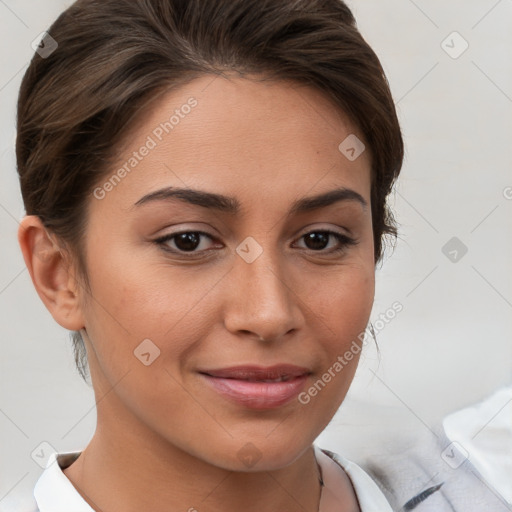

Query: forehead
[97,74,372,211]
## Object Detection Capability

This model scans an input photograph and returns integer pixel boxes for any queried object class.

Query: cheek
[295,266,374,419]
[80,244,225,376]
[304,262,374,379]
[306,261,375,336]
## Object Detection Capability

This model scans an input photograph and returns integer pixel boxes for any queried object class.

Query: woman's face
[77,74,375,471]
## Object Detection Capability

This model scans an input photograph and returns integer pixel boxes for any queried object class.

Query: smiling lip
[199,365,311,410]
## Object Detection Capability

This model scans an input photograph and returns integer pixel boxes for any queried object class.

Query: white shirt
[25,445,393,511]
[443,385,512,505]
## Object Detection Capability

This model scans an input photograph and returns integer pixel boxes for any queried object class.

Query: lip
[198,365,311,410]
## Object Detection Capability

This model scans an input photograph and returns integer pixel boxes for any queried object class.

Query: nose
[223,248,305,343]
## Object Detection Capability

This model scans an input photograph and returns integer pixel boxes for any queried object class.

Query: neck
[63,410,322,512]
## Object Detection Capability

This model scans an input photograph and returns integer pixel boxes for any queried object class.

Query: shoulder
[352,426,511,512]
[317,397,511,512]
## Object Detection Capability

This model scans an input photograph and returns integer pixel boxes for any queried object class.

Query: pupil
[305,232,328,250]
[176,232,200,251]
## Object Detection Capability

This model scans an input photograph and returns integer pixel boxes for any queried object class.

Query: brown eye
[154,231,219,255]
[296,230,358,254]
[303,232,330,250]
[174,232,201,252]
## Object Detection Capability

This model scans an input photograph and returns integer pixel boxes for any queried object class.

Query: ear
[18,215,85,331]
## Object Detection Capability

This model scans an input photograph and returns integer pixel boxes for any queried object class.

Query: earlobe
[18,215,85,331]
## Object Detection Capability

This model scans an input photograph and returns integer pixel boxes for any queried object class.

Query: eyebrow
[132,186,367,214]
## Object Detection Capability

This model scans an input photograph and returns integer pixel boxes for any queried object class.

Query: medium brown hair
[16,0,404,382]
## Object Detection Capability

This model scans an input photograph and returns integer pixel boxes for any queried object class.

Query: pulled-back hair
[16,0,404,382]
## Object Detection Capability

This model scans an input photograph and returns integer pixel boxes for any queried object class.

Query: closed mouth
[199,365,311,382]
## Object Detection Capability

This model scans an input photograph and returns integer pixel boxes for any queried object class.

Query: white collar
[33,447,392,512]
[34,451,95,512]
[314,445,393,512]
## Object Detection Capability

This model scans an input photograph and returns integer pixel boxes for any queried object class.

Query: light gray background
[1,1,511,510]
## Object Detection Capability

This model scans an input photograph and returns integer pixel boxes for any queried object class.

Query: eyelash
[153,229,358,257]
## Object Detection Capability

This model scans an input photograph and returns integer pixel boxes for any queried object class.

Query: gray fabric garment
[356,426,511,511]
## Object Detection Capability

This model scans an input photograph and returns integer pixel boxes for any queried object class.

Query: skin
[19,74,375,512]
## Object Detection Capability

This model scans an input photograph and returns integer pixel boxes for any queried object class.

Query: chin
[193,432,316,473]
